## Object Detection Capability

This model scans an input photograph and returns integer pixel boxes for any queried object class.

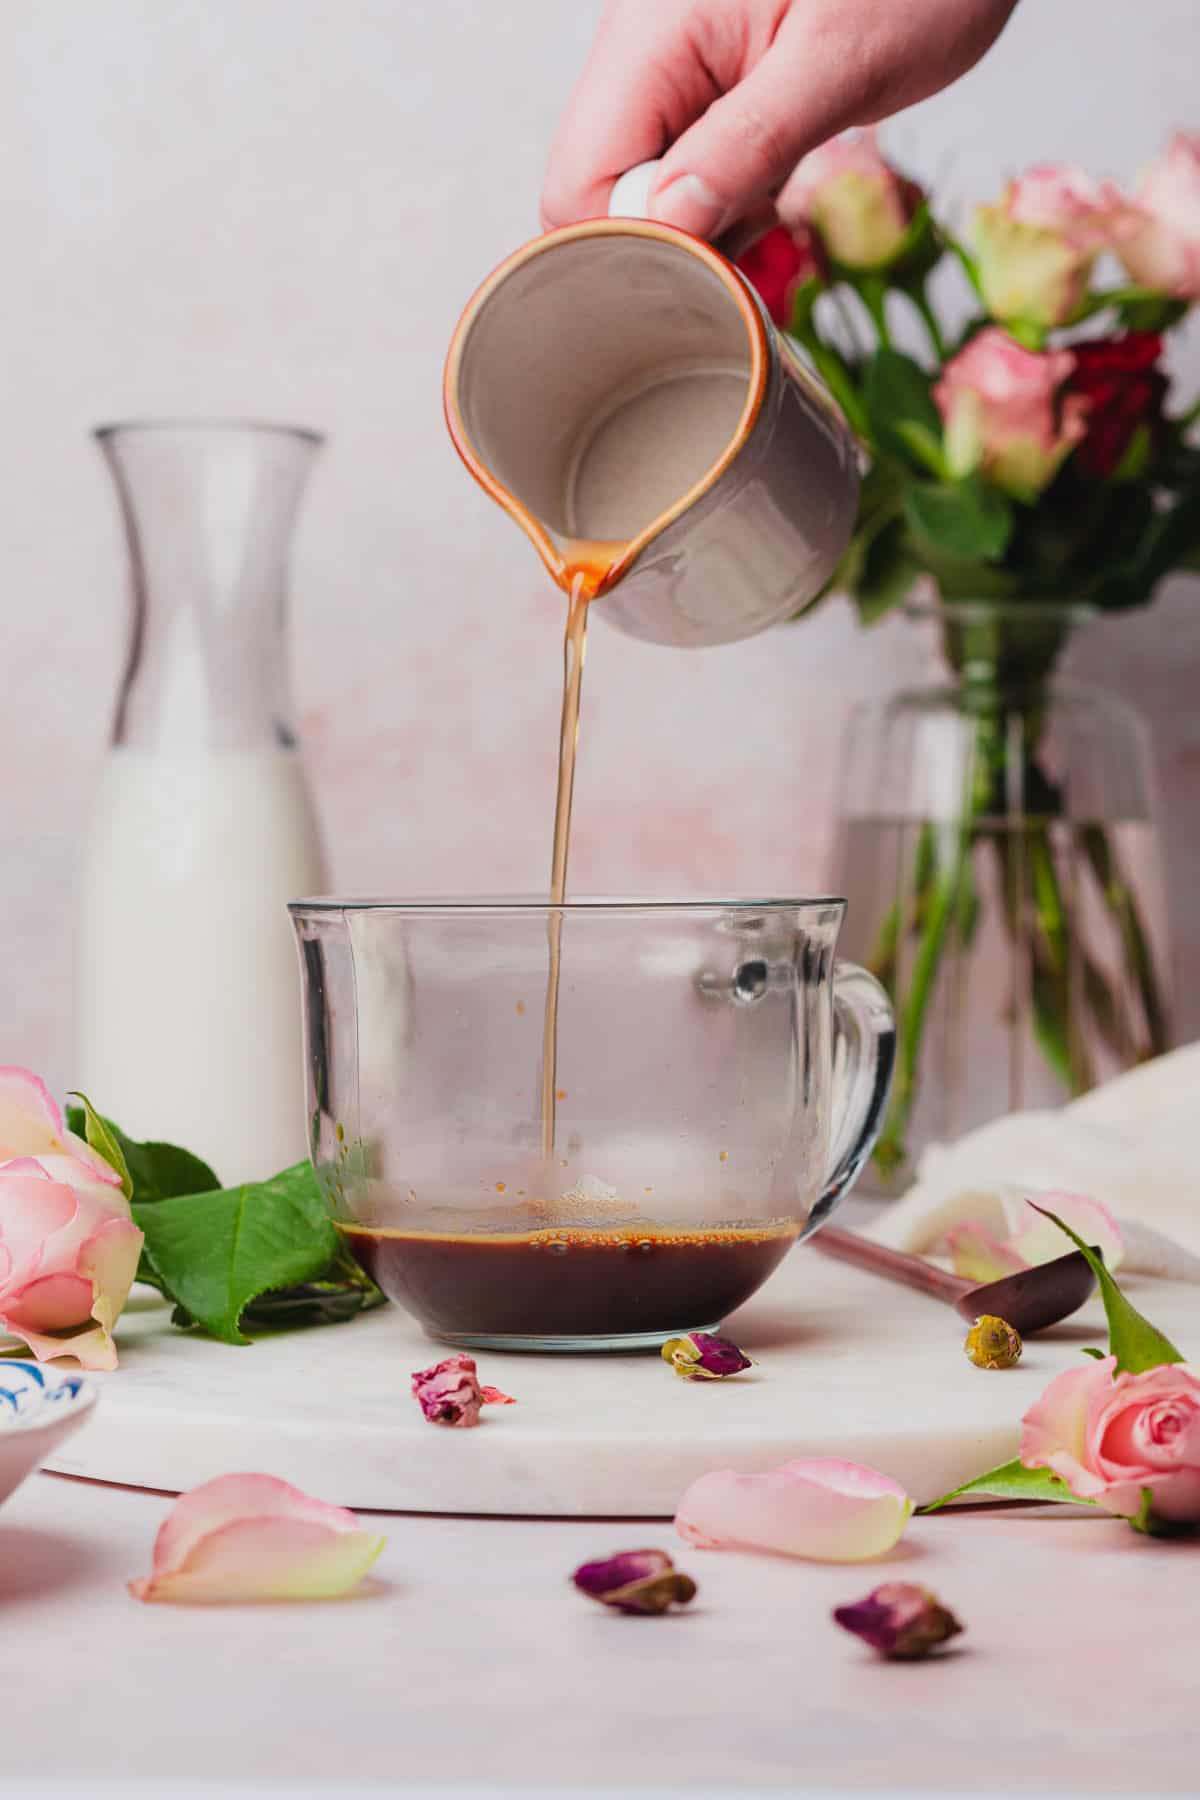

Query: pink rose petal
[130,1473,386,1604]
[945,1190,1123,1283]
[946,1223,1026,1284]
[0,1068,122,1188]
[1007,1192,1124,1272]
[1021,1358,1111,1501]
[0,1163,143,1370]
[676,1458,913,1563]
[481,1385,516,1405]
[0,1067,66,1146]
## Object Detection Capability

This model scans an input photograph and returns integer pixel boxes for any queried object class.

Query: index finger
[540,18,720,229]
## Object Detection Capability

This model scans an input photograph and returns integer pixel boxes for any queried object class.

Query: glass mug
[290,898,895,1350]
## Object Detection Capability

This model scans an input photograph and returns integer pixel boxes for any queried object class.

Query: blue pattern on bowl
[0,1361,89,1428]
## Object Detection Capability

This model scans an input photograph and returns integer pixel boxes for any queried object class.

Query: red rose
[735,224,824,329]
[1064,332,1168,478]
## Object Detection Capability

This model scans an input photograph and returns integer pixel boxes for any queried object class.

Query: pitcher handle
[810,961,896,1229]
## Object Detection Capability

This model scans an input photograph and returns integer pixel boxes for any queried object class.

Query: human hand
[542,0,1017,237]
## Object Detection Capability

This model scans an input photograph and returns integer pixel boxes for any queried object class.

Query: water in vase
[837,813,1171,1193]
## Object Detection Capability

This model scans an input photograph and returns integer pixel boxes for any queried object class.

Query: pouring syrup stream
[539,542,622,1164]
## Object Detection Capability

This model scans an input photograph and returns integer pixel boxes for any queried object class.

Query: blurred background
[4,0,1199,1095]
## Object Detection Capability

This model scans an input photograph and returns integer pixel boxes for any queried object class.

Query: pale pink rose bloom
[675,1458,913,1562]
[1022,1356,1200,1525]
[1006,165,1120,251]
[0,1070,142,1371]
[973,164,1121,327]
[1112,132,1200,299]
[947,1190,1123,1284]
[934,327,1088,498]
[789,129,921,270]
[129,1473,387,1603]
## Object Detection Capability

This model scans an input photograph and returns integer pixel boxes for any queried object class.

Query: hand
[542,0,1017,237]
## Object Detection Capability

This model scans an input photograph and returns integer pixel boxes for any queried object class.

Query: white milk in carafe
[76,746,326,1183]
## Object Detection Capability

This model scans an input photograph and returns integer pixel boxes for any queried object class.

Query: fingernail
[649,174,731,240]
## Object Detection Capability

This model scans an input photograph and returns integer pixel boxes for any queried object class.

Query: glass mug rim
[288,893,847,918]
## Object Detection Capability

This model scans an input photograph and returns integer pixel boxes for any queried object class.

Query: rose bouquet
[738,133,1200,1183]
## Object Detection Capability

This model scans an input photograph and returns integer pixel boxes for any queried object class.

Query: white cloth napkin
[865,1041,1200,1280]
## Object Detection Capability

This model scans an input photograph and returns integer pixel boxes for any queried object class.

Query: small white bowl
[0,1361,97,1508]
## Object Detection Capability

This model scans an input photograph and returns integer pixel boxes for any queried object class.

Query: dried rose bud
[964,1314,1023,1370]
[411,1353,484,1427]
[661,1331,753,1381]
[833,1582,963,1660]
[572,1549,698,1616]
[481,1385,516,1406]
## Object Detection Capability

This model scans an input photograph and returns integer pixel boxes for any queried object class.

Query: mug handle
[811,961,896,1226]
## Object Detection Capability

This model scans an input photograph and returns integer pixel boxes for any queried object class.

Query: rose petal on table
[480,1385,516,1405]
[129,1473,385,1604]
[676,1458,913,1562]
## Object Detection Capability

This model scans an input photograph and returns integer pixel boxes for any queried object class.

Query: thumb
[646,41,827,239]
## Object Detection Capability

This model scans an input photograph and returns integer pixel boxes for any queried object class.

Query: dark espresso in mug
[340,1221,798,1341]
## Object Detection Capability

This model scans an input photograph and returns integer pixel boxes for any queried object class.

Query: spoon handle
[808,1223,972,1309]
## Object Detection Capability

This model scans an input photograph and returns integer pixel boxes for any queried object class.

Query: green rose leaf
[1129,1486,1196,1539]
[133,1162,341,1346]
[863,348,943,470]
[65,1105,220,1206]
[852,516,923,625]
[67,1092,132,1199]
[903,475,1014,562]
[920,1457,1088,1514]
[1028,1203,1186,1374]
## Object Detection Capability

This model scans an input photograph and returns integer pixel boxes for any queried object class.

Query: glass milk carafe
[77,422,328,1183]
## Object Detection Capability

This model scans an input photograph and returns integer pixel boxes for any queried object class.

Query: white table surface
[2,1469,1196,1796]
[56,1254,1200,1516]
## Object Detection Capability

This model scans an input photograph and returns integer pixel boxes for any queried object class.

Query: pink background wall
[3,0,1198,1097]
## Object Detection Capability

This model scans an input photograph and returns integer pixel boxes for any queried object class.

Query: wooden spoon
[810,1224,1097,1335]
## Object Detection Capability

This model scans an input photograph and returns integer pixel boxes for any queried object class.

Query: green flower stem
[858,275,892,349]
[866,824,937,987]
[791,321,870,439]
[1080,824,1171,1055]
[873,823,973,1177]
[909,284,947,362]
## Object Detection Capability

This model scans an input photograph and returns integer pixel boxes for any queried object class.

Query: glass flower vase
[834,600,1173,1196]
[76,422,328,1183]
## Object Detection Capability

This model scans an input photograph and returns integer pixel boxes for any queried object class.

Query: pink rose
[0,1068,142,1371]
[735,224,825,328]
[1023,1355,1200,1527]
[972,164,1120,328]
[934,327,1089,499]
[789,130,922,271]
[1112,132,1200,299]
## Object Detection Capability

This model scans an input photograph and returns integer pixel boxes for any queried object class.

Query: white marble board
[44,1250,1199,1514]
